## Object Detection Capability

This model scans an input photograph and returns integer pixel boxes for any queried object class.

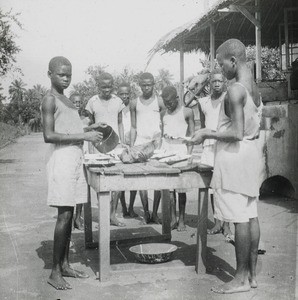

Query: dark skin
[153,94,195,230]
[129,78,166,224]
[188,50,261,294]
[42,62,103,290]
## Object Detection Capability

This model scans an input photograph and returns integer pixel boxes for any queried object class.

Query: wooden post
[180,47,184,102]
[255,0,262,82]
[84,184,93,247]
[97,191,110,282]
[284,8,289,70]
[195,188,209,274]
[279,23,283,71]
[161,190,172,239]
[210,23,215,70]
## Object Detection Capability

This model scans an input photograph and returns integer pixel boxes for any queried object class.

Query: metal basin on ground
[129,243,177,264]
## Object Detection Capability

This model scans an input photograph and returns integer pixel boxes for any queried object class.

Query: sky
[1,0,212,97]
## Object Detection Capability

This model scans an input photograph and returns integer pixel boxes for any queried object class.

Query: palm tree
[155,69,174,92]
[32,84,47,99]
[8,78,26,103]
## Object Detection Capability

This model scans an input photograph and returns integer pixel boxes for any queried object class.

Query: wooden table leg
[84,184,93,248]
[195,188,208,274]
[97,191,110,282]
[161,189,171,240]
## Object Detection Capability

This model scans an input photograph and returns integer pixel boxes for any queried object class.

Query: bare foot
[128,209,138,218]
[249,276,258,288]
[222,223,233,237]
[140,212,151,224]
[177,221,186,231]
[110,217,126,227]
[207,225,222,235]
[122,211,130,218]
[151,213,162,224]
[74,217,84,231]
[171,221,178,230]
[211,279,250,294]
[48,271,72,290]
[61,265,89,278]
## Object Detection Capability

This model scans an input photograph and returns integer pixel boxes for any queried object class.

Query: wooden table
[83,161,212,282]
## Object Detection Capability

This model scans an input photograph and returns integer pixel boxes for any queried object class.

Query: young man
[42,56,103,290]
[130,72,165,223]
[159,86,195,231]
[198,69,233,239]
[85,73,126,227]
[117,82,138,218]
[188,39,261,294]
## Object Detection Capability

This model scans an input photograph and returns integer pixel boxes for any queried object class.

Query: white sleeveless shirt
[135,96,161,145]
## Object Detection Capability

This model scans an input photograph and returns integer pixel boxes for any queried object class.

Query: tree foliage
[0,9,22,77]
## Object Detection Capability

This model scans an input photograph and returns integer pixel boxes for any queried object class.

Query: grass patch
[0,122,26,149]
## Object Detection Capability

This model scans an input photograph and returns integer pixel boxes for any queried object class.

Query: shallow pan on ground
[129,243,177,264]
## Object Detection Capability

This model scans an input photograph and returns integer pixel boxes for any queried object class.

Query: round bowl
[93,125,119,153]
[129,243,177,264]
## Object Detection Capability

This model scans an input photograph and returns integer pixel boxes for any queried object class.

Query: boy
[85,73,125,227]
[117,82,138,218]
[70,93,91,231]
[198,69,233,239]
[130,72,165,223]
[42,56,103,290]
[188,39,261,294]
[159,86,195,231]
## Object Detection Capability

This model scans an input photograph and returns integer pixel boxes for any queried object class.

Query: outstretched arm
[184,107,195,154]
[118,111,124,143]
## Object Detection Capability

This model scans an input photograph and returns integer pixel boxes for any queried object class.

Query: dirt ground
[0,133,297,300]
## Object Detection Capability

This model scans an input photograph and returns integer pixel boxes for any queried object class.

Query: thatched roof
[149,0,298,57]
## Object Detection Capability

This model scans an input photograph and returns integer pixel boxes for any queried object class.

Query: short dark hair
[161,86,177,99]
[69,93,82,101]
[118,82,131,89]
[139,72,154,83]
[216,39,246,62]
[99,72,114,83]
[49,56,71,72]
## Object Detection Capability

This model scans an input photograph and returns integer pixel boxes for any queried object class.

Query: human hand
[84,131,103,143]
[185,129,209,145]
[89,122,108,130]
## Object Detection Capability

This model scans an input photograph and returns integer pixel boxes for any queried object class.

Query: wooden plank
[180,48,184,103]
[210,23,215,70]
[195,188,209,274]
[97,191,110,282]
[83,184,93,246]
[255,0,262,82]
[89,171,212,192]
[161,190,172,236]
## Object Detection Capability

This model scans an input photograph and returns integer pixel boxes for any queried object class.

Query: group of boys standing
[42,38,262,295]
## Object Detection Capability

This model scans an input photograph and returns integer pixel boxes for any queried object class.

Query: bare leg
[74,204,84,230]
[208,193,222,234]
[110,191,125,227]
[170,192,177,230]
[139,190,150,224]
[48,206,73,290]
[119,191,129,217]
[151,190,162,224]
[127,191,138,218]
[212,222,251,294]
[249,217,260,288]
[177,193,187,231]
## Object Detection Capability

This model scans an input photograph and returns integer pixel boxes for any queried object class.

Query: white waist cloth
[46,145,86,207]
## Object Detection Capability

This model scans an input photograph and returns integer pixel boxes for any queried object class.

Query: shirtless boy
[130,72,165,223]
[42,56,103,290]
[188,39,261,294]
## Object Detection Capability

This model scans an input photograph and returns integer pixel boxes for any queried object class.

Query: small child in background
[158,86,195,231]
[70,93,91,230]
[117,82,138,218]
